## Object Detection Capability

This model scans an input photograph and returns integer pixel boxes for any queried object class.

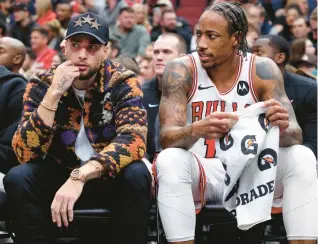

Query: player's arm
[159,57,199,150]
[255,56,302,147]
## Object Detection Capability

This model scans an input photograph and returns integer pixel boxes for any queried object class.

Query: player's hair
[263,35,290,65]
[205,2,249,57]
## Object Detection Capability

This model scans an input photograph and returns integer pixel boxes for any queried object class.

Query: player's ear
[231,31,240,48]
[275,53,286,65]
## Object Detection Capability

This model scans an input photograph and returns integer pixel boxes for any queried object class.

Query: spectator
[4,12,151,243]
[132,3,152,32]
[294,54,317,79]
[246,22,261,51]
[98,0,127,26]
[35,0,57,26]
[112,55,140,74]
[0,19,6,37]
[30,27,57,70]
[82,0,99,13]
[0,66,27,174]
[151,6,161,28]
[138,56,155,85]
[0,0,11,24]
[56,0,73,31]
[11,3,38,48]
[151,9,192,53]
[45,19,64,52]
[295,0,309,18]
[291,16,311,39]
[243,3,272,35]
[142,33,186,162]
[20,47,37,79]
[144,42,153,59]
[278,4,303,42]
[106,38,120,59]
[0,37,26,73]
[110,6,150,58]
[290,38,316,64]
[253,35,317,157]
[309,7,317,45]
[0,37,27,173]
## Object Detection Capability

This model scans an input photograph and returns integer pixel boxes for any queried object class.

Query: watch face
[71,169,80,177]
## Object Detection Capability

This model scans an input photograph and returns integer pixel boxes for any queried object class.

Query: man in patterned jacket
[3,12,151,244]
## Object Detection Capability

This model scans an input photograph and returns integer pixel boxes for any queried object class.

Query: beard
[79,66,99,80]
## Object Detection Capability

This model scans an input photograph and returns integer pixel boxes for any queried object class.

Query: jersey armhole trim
[187,54,197,102]
[249,54,260,103]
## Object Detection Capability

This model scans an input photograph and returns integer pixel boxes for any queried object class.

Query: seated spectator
[0,19,6,37]
[0,0,11,25]
[106,39,121,60]
[277,4,303,42]
[0,37,26,74]
[110,6,150,58]
[4,12,151,244]
[291,16,311,39]
[45,19,64,52]
[35,0,57,26]
[0,38,27,173]
[138,56,155,85]
[144,42,154,59]
[31,27,57,70]
[246,22,261,51]
[294,54,317,80]
[52,51,66,66]
[11,3,38,47]
[151,9,192,53]
[290,38,316,67]
[132,3,152,32]
[112,55,140,75]
[142,33,186,162]
[253,35,317,157]
[309,7,317,48]
[20,47,38,79]
[98,0,127,26]
[56,0,73,31]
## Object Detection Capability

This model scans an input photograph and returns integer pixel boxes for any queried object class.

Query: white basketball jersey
[187,52,259,158]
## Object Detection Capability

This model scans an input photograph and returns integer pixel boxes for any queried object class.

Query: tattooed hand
[50,61,80,97]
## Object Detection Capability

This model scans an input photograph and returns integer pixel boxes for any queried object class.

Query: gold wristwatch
[70,168,87,183]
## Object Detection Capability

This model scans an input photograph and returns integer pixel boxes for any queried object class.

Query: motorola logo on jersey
[258,113,270,132]
[241,135,258,155]
[258,148,277,171]
[237,80,249,96]
[220,133,234,151]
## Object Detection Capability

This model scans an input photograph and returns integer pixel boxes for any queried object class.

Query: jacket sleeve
[302,85,317,158]
[90,74,147,178]
[12,78,56,163]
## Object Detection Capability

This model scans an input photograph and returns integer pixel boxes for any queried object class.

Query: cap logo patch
[73,14,101,30]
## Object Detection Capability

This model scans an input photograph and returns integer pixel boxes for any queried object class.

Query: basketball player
[155,2,317,244]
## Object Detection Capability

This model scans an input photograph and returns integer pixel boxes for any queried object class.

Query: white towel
[215,102,279,230]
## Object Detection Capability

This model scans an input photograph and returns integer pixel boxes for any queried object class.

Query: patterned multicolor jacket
[12,60,147,178]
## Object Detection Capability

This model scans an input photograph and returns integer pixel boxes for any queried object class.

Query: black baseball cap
[64,12,109,45]
[12,3,29,12]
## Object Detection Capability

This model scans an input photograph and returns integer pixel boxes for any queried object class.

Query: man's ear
[13,54,23,65]
[274,53,286,65]
[232,31,240,48]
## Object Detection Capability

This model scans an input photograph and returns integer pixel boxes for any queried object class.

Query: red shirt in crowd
[37,11,57,26]
[35,46,57,70]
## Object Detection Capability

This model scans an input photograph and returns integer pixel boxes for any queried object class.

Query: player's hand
[49,61,80,97]
[51,178,84,227]
[191,112,238,139]
[264,99,289,133]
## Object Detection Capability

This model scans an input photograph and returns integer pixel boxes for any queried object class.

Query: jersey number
[204,139,216,158]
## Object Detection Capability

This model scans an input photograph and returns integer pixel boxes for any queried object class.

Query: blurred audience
[45,19,63,52]
[110,6,150,58]
[19,47,37,79]
[0,0,11,24]
[246,22,261,50]
[291,16,311,39]
[30,27,57,70]
[107,38,121,59]
[98,0,127,26]
[133,3,152,32]
[138,56,155,85]
[11,3,38,48]
[35,0,56,26]
[112,55,140,74]
[56,0,73,31]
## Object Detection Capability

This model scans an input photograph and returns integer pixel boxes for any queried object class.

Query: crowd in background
[0,0,316,84]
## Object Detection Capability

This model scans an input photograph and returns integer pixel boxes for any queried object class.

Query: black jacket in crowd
[142,78,161,162]
[0,66,27,173]
[284,71,317,158]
